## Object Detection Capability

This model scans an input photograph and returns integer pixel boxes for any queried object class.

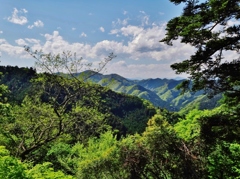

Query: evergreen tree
[161,0,240,100]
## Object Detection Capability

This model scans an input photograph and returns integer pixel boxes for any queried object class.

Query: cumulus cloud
[99,27,105,32]
[1,11,197,78]
[106,61,187,79]
[0,31,3,34]
[25,38,41,44]
[15,39,28,46]
[109,29,119,35]
[123,10,128,15]
[1,21,195,77]
[28,20,44,29]
[0,38,28,57]
[80,32,87,37]
[121,25,144,37]
[7,8,28,25]
[3,9,240,78]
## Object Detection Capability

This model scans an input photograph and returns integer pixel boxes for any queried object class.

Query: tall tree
[161,0,240,99]
[0,49,116,160]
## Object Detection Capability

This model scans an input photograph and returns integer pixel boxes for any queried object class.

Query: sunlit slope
[82,71,221,111]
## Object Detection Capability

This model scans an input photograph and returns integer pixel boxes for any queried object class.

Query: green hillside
[0,66,156,136]
[79,71,221,112]
[80,72,167,107]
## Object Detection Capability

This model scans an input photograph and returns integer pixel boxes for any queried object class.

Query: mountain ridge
[79,70,221,112]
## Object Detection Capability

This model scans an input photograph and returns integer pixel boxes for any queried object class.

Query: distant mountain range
[79,70,221,112]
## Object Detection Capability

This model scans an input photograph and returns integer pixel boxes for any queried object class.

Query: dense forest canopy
[0,0,240,178]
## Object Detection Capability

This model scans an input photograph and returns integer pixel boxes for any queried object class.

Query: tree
[0,146,28,179]
[161,0,240,99]
[24,47,115,81]
[161,2,240,177]
[3,48,116,160]
[27,162,74,179]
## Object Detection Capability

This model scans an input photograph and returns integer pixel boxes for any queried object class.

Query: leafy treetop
[161,0,240,99]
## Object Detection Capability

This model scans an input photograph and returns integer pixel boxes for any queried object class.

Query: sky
[0,0,195,79]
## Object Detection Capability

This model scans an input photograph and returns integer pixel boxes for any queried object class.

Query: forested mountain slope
[80,71,221,112]
[0,66,156,135]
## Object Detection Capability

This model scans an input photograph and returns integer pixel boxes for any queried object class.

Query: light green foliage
[9,96,64,159]
[118,134,146,179]
[0,84,13,123]
[2,44,240,178]
[0,84,8,99]
[46,142,75,174]
[0,145,74,179]
[0,84,15,148]
[73,131,125,179]
[207,142,240,179]
[143,115,183,178]
[119,114,200,178]
[176,104,240,178]
[69,105,111,142]
[174,109,202,141]
[160,90,173,101]
[0,146,28,179]
[27,162,74,179]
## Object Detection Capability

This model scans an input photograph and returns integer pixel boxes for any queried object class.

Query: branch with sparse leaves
[24,46,116,82]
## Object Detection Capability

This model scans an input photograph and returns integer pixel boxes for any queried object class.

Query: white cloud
[3,8,240,79]
[27,25,34,29]
[109,29,119,35]
[1,22,194,69]
[121,25,144,37]
[25,38,41,44]
[80,32,87,37]
[22,9,28,13]
[72,27,76,31]
[0,31,3,34]
[7,8,28,25]
[0,38,28,57]
[112,18,129,27]
[123,10,128,15]
[138,11,149,26]
[99,27,105,32]
[28,31,92,59]
[105,61,187,79]
[15,39,28,46]
[142,15,149,26]
[122,18,129,26]
[0,39,8,44]
[28,20,44,29]
[34,20,44,27]
[1,15,197,78]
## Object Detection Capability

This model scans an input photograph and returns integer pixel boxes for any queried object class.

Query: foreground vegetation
[0,65,239,178]
[1,0,240,178]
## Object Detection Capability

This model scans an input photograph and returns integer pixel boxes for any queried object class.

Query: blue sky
[0,0,194,79]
